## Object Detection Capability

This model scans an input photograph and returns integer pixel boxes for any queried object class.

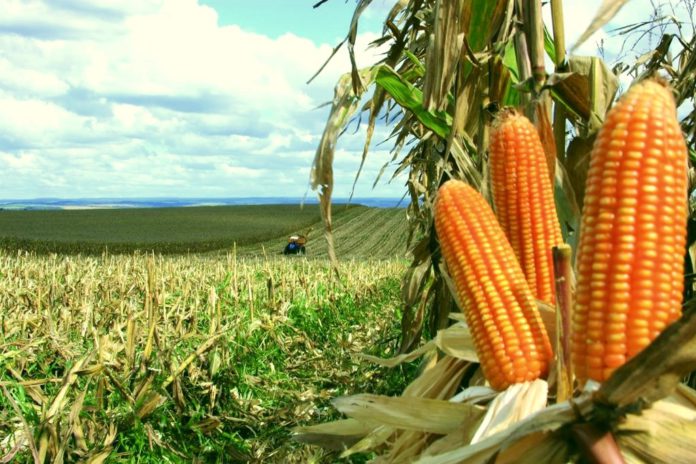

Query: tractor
[283,234,307,255]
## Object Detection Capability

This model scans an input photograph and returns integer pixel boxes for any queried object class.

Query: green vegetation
[240,206,410,259]
[0,252,415,462]
[0,204,409,258]
[0,204,324,254]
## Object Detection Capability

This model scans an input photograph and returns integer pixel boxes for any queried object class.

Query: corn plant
[297,0,696,461]
[310,0,696,350]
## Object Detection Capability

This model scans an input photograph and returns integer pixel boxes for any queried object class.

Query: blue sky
[199,1,385,44]
[0,0,685,200]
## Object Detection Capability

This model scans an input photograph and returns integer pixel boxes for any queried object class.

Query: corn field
[0,251,410,462]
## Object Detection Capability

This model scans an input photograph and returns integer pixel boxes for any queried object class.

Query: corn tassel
[490,109,564,305]
[434,180,553,390]
[572,79,688,384]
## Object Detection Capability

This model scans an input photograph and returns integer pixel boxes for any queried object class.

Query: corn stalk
[306,0,696,458]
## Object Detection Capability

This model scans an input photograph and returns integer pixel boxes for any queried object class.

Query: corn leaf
[471,380,548,444]
[292,418,376,450]
[617,399,696,463]
[333,394,485,434]
[310,67,379,271]
[572,0,632,52]
[422,0,466,112]
[375,65,452,138]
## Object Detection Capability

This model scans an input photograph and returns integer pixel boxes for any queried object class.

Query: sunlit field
[0,252,414,462]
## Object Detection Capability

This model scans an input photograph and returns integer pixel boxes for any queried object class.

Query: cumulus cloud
[0,0,684,200]
[545,0,694,62]
[0,0,398,199]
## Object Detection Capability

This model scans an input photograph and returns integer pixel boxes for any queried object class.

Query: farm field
[0,252,414,462]
[239,206,410,259]
[0,204,409,258]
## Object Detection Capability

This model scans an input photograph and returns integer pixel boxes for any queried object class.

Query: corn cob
[434,180,553,390]
[490,110,564,305]
[572,79,688,384]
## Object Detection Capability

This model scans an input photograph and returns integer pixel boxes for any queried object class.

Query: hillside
[239,205,410,259]
[0,204,410,258]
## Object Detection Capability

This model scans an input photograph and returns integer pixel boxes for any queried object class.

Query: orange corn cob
[434,180,553,390]
[490,110,564,305]
[572,79,688,384]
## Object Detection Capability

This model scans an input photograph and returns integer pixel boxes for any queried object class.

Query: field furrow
[0,204,411,258]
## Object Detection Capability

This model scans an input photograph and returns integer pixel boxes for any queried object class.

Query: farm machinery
[283,234,306,255]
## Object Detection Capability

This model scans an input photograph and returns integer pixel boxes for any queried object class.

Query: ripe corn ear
[572,79,688,384]
[490,110,564,306]
[434,180,553,390]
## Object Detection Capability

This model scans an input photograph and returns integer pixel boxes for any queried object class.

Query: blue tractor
[283,234,306,255]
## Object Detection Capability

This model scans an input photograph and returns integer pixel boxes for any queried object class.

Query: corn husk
[294,303,696,462]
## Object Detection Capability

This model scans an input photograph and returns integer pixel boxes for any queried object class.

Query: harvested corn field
[0,252,413,462]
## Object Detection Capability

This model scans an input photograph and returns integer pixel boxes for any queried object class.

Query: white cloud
[219,164,265,178]
[545,0,694,61]
[0,0,400,199]
[0,0,685,200]
[0,152,39,170]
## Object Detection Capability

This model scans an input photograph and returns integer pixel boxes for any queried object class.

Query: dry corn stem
[0,251,406,462]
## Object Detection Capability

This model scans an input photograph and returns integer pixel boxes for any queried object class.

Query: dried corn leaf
[596,303,696,409]
[535,301,557,346]
[495,431,569,464]
[471,380,548,444]
[296,356,470,456]
[403,355,469,399]
[69,389,89,452]
[85,448,111,464]
[572,0,631,52]
[617,399,696,463]
[422,0,466,112]
[292,419,377,451]
[162,333,223,389]
[362,321,477,367]
[418,391,591,463]
[533,94,557,184]
[332,394,485,434]
[377,430,435,463]
[135,392,166,420]
[306,0,372,95]
[340,425,393,457]
[360,339,437,367]
[310,67,378,270]
[8,368,47,406]
[564,133,595,211]
[45,355,90,422]
[548,55,618,133]
[435,322,478,362]
[671,384,696,409]
[449,386,497,404]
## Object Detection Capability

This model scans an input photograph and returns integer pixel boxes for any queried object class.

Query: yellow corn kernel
[571,79,688,385]
[435,180,553,390]
[489,110,564,305]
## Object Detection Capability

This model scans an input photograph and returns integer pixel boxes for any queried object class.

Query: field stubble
[0,251,412,462]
